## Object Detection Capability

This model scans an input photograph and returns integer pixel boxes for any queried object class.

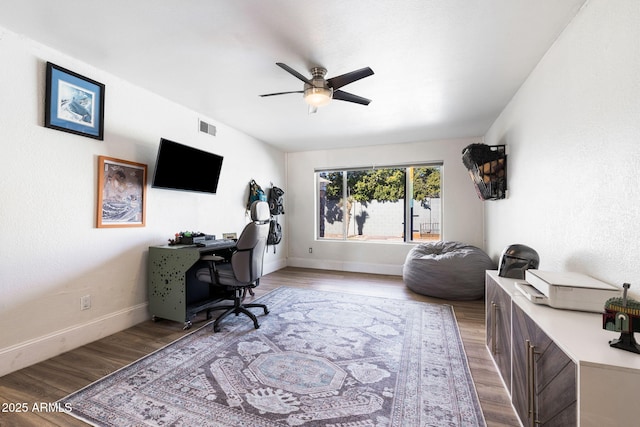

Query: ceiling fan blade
[327,67,374,90]
[333,90,372,105]
[276,62,312,85]
[259,90,303,97]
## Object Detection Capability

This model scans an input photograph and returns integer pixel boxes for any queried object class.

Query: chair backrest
[231,201,270,284]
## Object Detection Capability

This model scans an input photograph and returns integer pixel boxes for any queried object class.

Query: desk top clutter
[168,231,213,246]
[165,232,238,252]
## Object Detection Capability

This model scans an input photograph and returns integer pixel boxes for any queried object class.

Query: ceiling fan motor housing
[304,67,333,105]
[310,67,327,80]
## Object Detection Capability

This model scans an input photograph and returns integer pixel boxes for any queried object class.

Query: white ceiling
[0,0,586,152]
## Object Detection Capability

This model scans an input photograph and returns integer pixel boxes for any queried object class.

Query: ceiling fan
[260,62,374,113]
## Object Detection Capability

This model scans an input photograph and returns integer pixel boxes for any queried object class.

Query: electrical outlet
[309,247,313,254]
[81,295,91,311]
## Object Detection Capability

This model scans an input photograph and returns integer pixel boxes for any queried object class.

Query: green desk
[148,242,235,329]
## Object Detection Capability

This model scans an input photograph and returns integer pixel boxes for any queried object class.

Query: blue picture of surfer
[57,81,94,126]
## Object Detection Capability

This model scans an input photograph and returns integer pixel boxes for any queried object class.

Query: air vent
[199,119,216,137]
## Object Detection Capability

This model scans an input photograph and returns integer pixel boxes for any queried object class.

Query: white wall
[484,0,640,296]
[0,27,286,376]
[286,138,485,275]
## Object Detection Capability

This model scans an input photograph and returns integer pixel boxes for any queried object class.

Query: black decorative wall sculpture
[461,144,507,200]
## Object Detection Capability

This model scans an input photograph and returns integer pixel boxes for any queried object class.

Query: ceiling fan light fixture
[304,86,333,107]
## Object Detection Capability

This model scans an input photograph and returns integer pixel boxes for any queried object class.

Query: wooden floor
[0,267,520,427]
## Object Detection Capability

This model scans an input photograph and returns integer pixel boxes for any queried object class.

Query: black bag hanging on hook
[266,184,284,252]
[268,186,285,216]
[267,217,282,253]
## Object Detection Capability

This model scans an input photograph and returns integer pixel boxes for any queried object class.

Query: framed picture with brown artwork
[97,156,147,228]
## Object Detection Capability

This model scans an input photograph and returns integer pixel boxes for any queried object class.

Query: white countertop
[487,270,640,373]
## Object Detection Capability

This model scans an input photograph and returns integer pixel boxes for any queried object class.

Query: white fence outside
[320,198,441,240]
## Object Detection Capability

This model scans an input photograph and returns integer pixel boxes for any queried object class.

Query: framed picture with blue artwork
[96,156,147,228]
[45,62,105,140]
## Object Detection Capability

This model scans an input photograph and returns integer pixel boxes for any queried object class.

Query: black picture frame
[45,62,105,140]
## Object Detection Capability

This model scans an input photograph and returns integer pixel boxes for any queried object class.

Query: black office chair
[196,201,270,332]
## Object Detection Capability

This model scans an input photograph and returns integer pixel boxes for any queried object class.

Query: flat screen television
[152,138,223,194]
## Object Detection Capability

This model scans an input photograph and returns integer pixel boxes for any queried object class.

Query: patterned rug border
[60,286,486,427]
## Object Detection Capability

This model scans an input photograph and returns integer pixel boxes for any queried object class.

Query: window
[316,164,442,242]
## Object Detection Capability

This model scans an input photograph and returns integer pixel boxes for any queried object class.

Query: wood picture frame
[97,156,147,228]
[45,62,105,140]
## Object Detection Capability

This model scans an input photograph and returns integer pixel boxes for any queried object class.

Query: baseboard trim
[264,257,287,275]
[0,303,149,377]
[287,257,403,276]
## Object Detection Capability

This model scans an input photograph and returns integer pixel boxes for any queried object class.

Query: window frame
[315,162,443,243]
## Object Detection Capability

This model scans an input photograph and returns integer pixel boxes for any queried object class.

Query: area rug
[60,287,485,426]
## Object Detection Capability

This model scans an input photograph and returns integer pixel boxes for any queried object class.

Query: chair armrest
[201,255,225,262]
